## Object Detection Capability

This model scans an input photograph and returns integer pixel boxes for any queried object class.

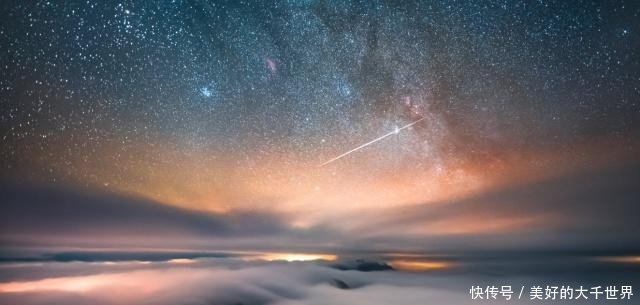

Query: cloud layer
[2,161,639,255]
[1,258,638,305]
[340,161,640,253]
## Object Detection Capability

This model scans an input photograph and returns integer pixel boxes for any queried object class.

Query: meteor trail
[319,117,426,167]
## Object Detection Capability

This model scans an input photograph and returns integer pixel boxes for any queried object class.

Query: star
[199,86,213,98]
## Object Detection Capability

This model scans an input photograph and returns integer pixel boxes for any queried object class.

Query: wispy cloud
[2,162,639,256]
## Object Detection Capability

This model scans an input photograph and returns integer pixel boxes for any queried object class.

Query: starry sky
[1,1,640,252]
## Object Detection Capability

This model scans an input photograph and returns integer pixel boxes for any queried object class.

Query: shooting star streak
[319,117,426,167]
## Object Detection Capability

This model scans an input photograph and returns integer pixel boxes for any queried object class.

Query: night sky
[1,2,640,304]
[1,0,640,249]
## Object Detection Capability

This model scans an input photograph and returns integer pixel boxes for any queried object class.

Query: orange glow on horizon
[598,256,640,264]
[41,133,639,233]
[388,259,454,271]
[167,258,196,264]
[252,252,337,262]
[0,274,139,294]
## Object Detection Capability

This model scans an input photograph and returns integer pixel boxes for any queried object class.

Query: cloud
[1,161,639,255]
[340,162,640,254]
[0,260,516,305]
[2,258,638,305]
[0,183,288,247]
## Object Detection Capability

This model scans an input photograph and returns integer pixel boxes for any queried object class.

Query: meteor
[319,116,426,167]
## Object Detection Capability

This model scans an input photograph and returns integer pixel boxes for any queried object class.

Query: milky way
[1,1,639,214]
[1,4,640,305]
